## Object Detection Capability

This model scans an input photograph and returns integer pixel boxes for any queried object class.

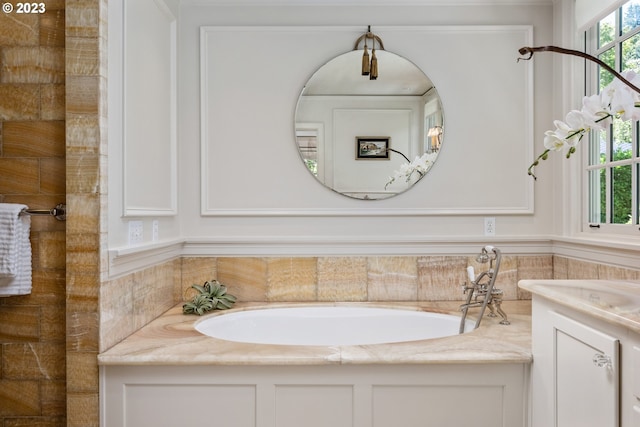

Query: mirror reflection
[295,49,444,200]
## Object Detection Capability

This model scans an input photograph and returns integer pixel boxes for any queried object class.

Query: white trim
[121,207,178,217]
[107,234,640,278]
[575,0,627,31]
[552,235,640,269]
[123,0,179,217]
[195,206,535,216]
[182,235,554,256]
[182,0,552,5]
[107,235,553,277]
[108,239,184,278]
[200,25,212,216]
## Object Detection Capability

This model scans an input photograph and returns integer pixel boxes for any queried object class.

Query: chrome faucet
[459,245,510,333]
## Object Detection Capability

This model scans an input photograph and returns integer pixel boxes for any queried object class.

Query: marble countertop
[519,279,640,333]
[98,301,532,366]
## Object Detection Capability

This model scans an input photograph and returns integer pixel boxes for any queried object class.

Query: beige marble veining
[519,279,640,333]
[317,257,368,301]
[417,256,467,300]
[97,301,532,366]
[217,257,268,301]
[0,5,67,424]
[367,256,418,301]
[515,255,553,299]
[266,257,317,301]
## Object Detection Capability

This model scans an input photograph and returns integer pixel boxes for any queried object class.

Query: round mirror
[294,49,444,200]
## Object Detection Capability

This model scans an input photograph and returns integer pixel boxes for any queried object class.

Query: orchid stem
[527,149,550,180]
[518,46,640,94]
[387,148,411,163]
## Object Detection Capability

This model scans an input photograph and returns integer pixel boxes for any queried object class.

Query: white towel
[0,203,32,296]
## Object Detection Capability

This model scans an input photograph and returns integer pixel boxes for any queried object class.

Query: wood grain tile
[367,257,417,301]
[217,258,268,301]
[266,257,317,301]
[317,257,367,301]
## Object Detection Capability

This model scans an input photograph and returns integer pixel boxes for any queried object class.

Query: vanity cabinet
[552,311,619,427]
[525,285,640,427]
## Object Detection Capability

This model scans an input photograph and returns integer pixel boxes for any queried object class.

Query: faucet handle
[466,266,475,282]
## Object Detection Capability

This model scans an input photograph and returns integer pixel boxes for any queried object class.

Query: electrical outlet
[152,220,159,241]
[484,217,496,236]
[128,221,143,245]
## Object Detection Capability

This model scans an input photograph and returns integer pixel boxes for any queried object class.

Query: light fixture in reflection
[427,126,443,152]
[354,25,384,80]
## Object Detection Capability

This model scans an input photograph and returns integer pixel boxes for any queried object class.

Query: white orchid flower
[525,47,640,180]
[581,94,612,130]
[385,151,438,188]
[609,86,638,121]
[543,130,566,151]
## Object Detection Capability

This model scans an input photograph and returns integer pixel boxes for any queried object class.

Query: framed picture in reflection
[356,137,390,160]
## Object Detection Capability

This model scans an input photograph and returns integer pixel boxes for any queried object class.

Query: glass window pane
[622,1,640,33]
[587,3,640,229]
[612,117,632,161]
[637,122,640,159]
[612,164,632,223]
[622,33,640,72]
[599,48,616,90]
[637,164,640,224]
[589,169,606,223]
[296,132,318,176]
[598,11,616,48]
[637,165,640,224]
[589,129,607,165]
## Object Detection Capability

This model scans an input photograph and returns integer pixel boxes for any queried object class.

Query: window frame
[583,2,640,235]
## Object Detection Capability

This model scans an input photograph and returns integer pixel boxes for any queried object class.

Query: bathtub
[99,301,532,427]
[195,306,474,345]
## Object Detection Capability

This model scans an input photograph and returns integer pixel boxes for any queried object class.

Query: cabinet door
[552,312,620,427]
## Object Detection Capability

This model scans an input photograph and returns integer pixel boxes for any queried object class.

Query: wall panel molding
[199,25,534,217]
[123,0,178,216]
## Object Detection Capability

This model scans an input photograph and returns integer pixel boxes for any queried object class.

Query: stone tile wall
[99,254,553,352]
[99,253,640,358]
[65,0,106,426]
[191,255,551,303]
[0,3,66,426]
[100,255,640,358]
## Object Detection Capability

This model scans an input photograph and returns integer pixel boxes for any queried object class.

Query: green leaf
[183,278,238,315]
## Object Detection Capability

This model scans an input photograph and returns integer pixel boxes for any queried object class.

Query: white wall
[108,0,181,252]
[179,5,554,239]
[198,24,535,216]
[108,0,564,276]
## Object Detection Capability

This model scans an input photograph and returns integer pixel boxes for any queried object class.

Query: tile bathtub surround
[185,255,555,304]
[98,300,534,366]
[177,255,639,308]
[0,3,67,427]
[99,259,182,351]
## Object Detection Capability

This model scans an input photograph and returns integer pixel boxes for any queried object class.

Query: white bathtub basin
[195,306,472,346]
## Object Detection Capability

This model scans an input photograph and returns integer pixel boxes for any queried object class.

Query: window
[585,1,640,231]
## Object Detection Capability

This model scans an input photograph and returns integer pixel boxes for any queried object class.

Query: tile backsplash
[100,254,556,350]
[99,253,640,352]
